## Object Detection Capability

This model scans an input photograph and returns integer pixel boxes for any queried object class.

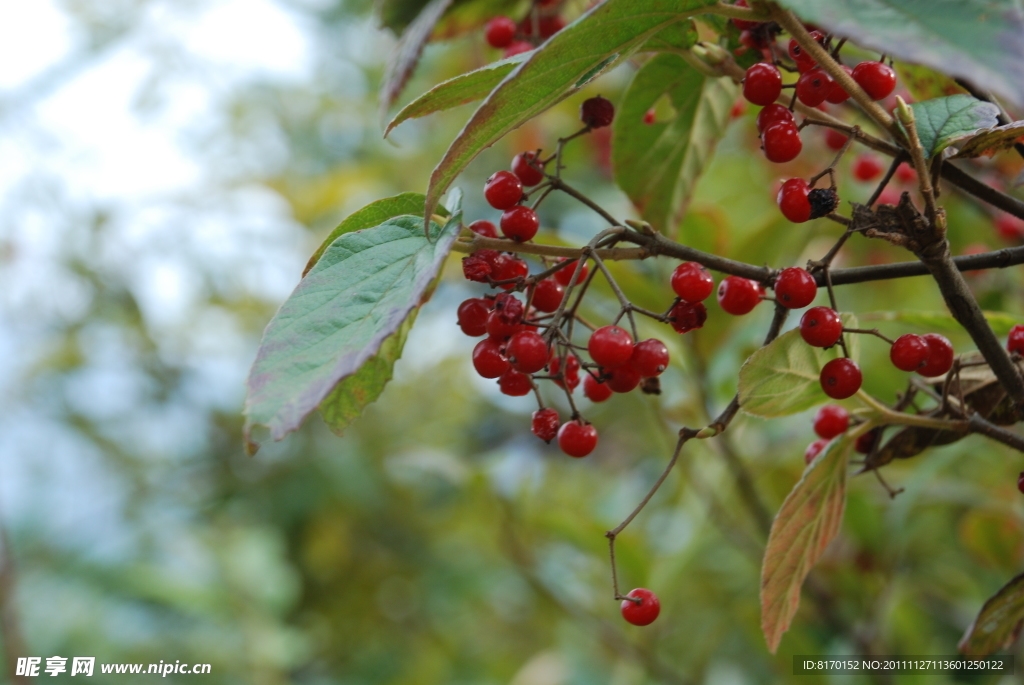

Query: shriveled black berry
[808,188,839,219]
[581,96,615,128]
[640,377,661,395]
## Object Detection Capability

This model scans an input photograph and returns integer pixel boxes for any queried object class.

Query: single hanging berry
[484,171,523,210]
[557,420,598,457]
[498,368,533,396]
[530,278,564,313]
[506,330,549,373]
[588,325,634,368]
[774,267,817,309]
[630,339,670,377]
[620,588,660,626]
[668,301,707,333]
[1007,324,1024,354]
[512,151,545,186]
[851,61,896,100]
[531,408,560,443]
[890,334,929,372]
[580,96,615,128]
[795,68,834,107]
[800,307,843,348]
[472,338,510,378]
[671,261,714,302]
[805,438,828,464]
[484,16,517,48]
[583,374,612,403]
[457,298,491,337]
[820,358,862,399]
[717,276,761,315]
[500,205,540,242]
[762,121,803,163]
[778,178,811,223]
[813,404,849,439]
[606,365,641,393]
[917,333,954,377]
[742,62,782,106]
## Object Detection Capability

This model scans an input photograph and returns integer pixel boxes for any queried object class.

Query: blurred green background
[3,1,1024,683]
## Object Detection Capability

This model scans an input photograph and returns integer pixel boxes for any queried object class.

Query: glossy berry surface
[852,61,896,100]
[805,438,828,464]
[500,205,539,242]
[788,34,818,71]
[485,310,520,340]
[484,171,523,210]
[484,16,517,48]
[468,219,498,238]
[589,325,634,368]
[717,276,761,315]
[778,178,811,223]
[557,420,598,458]
[498,368,532,396]
[671,261,714,302]
[472,338,509,378]
[774,267,817,309]
[531,278,564,313]
[630,339,670,377]
[1007,324,1024,354]
[506,330,549,373]
[491,254,529,290]
[918,333,954,377]
[457,298,490,337]
[756,103,795,133]
[620,588,660,626]
[795,68,834,107]
[800,307,843,347]
[853,154,884,182]
[580,96,615,128]
[762,121,802,163]
[890,334,929,372]
[743,62,782,106]
[606,365,641,393]
[554,259,588,286]
[512,151,545,186]
[583,374,613,403]
[531,408,560,443]
[814,404,849,439]
[820,358,862,399]
[668,301,707,333]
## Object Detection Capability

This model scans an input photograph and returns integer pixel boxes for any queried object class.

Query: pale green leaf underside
[739,314,859,418]
[959,570,1024,656]
[906,94,1000,157]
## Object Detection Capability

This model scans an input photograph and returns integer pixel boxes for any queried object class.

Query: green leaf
[859,310,1019,336]
[761,433,854,653]
[612,53,736,235]
[959,571,1024,656]
[379,0,456,118]
[951,120,1024,159]
[738,313,859,418]
[776,0,1024,110]
[376,0,432,34]
[244,196,462,448]
[303,193,433,276]
[385,54,528,137]
[639,19,699,52]
[905,95,1000,157]
[423,0,718,225]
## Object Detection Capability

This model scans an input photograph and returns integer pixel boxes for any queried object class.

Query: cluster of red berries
[483,0,565,58]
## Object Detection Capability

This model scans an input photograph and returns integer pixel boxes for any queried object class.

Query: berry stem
[587,247,639,340]
[866,154,905,207]
[842,327,896,345]
[893,97,942,233]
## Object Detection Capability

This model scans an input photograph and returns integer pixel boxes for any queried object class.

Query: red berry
[890,334,929,372]
[820,358,862,399]
[643,108,656,125]
[730,99,747,119]
[549,354,580,392]
[1008,324,1024,355]
[531,278,564,313]
[503,41,533,58]
[668,301,708,333]
[805,438,829,464]
[825,65,854,104]
[485,16,517,48]
[491,253,529,289]
[762,121,803,163]
[581,96,615,128]
[853,154,884,182]
[500,205,539,242]
[729,0,761,30]
[788,36,817,72]
[671,261,714,302]
[620,588,660,626]
[498,368,533,396]
[756,103,795,133]
[606,365,642,393]
[852,61,896,100]
[486,309,521,340]
[918,333,954,377]
[472,338,509,378]
[583,374,612,403]
[468,219,499,239]
[557,420,598,457]
[506,330,549,373]
[995,214,1024,242]
[531,408,560,442]
[855,428,879,454]
[774,267,817,309]
[800,307,843,348]
[813,404,849,439]
[1018,471,1024,494]
[457,298,491,336]
[589,325,634,368]
[462,249,499,282]
[554,258,588,286]
[484,171,523,210]
[777,178,811,223]
[796,68,834,107]
[717,276,761,315]
[512,151,545,186]
[743,62,782,106]
[630,339,670,377]
[824,128,848,151]
[895,163,917,184]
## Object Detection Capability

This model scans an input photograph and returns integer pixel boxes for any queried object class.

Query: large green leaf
[905,95,1000,157]
[777,0,1024,110]
[423,0,718,226]
[859,310,1019,336]
[379,0,455,117]
[959,571,1024,656]
[761,432,854,654]
[303,192,431,276]
[244,192,463,448]
[739,314,859,418]
[612,53,736,235]
[385,54,528,137]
